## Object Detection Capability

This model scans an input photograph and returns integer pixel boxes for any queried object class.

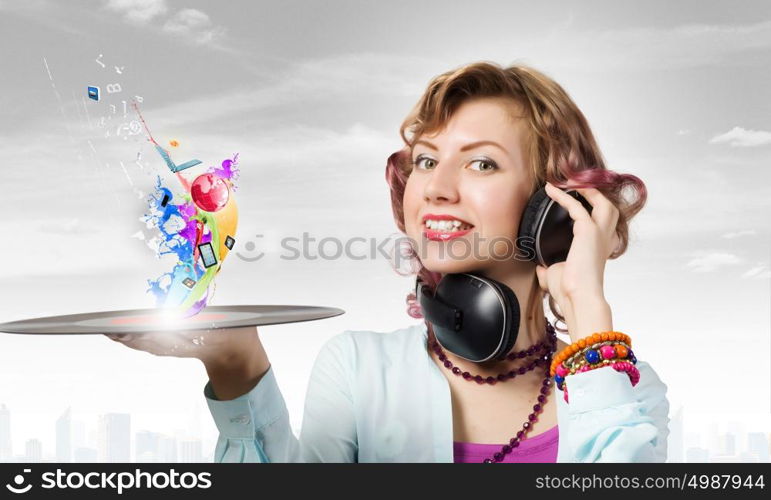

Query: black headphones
[416,186,593,363]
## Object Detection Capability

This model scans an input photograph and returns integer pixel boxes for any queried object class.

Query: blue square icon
[87,86,100,101]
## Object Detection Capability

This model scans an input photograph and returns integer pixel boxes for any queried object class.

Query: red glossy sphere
[191,173,230,212]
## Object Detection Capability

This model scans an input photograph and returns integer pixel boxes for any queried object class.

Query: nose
[423,161,460,203]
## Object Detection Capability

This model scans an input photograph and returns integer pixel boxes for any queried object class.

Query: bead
[497,374,507,382]
[511,440,520,448]
[578,339,586,348]
[585,349,600,364]
[508,370,516,378]
[533,404,542,412]
[540,386,549,395]
[483,458,493,463]
[523,422,531,430]
[438,353,446,361]
[516,431,524,439]
[554,375,564,384]
[494,452,503,461]
[615,344,628,358]
[502,445,511,453]
[462,372,472,380]
[443,360,452,368]
[537,395,546,403]
[518,367,527,375]
[600,345,616,360]
[474,375,484,384]
[486,376,496,385]
[556,364,569,377]
[452,367,461,375]
[528,414,537,422]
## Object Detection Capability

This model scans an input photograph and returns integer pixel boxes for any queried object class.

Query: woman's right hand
[105,326,271,400]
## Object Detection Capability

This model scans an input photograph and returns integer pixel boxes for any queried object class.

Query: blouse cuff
[203,365,288,439]
[564,364,638,414]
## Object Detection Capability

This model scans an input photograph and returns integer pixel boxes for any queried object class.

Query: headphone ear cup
[488,279,521,360]
[517,187,550,262]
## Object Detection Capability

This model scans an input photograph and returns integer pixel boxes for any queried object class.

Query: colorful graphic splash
[134,103,240,318]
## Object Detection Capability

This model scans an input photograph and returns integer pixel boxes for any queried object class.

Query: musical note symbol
[106,83,122,94]
[134,95,143,103]
[109,104,116,114]
[95,54,105,68]
[114,66,124,74]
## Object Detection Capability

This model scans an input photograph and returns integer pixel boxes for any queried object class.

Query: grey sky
[0,0,769,460]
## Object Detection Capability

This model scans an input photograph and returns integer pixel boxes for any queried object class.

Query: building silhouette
[0,404,11,461]
[98,413,131,462]
[56,407,72,462]
[25,438,42,462]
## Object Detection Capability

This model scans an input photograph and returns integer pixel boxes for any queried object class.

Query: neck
[480,260,547,355]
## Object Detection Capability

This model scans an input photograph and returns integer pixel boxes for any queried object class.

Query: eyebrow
[413,139,508,154]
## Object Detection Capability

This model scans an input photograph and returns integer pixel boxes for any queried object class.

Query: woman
[109,61,670,463]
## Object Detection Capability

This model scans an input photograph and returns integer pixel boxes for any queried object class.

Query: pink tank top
[453,425,559,463]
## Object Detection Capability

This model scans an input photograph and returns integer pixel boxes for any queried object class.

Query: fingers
[572,186,619,229]
[544,182,592,224]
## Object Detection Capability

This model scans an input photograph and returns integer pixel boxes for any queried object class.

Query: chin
[421,256,483,275]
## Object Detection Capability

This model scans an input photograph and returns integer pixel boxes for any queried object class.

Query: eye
[468,158,498,172]
[412,155,437,170]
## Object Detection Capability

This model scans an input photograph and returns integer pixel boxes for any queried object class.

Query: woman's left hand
[535,181,620,342]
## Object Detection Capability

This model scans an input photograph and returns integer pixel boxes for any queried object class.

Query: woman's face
[403,97,533,275]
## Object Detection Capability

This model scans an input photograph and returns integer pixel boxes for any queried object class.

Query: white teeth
[424,219,473,232]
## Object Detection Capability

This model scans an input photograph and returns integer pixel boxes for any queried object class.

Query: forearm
[563,294,613,344]
[202,334,271,401]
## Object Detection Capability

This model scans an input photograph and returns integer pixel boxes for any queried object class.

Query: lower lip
[423,227,473,241]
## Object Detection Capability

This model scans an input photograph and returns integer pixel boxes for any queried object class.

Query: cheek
[469,184,523,237]
[402,177,421,231]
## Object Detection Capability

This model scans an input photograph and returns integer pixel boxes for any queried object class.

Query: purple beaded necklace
[427,320,558,463]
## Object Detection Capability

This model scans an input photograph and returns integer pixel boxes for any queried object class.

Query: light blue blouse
[203,322,670,462]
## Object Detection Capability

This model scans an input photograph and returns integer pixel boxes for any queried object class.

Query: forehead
[419,97,525,147]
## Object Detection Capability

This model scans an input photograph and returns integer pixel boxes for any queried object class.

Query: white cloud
[162,8,221,45]
[709,126,771,147]
[491,19,771,72]
[721,229,758,239]
[105,0,168,24]
[685,251,742,273]
[742,264,771,280]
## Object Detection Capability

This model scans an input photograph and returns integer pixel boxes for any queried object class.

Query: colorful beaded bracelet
[561,341,633,371]
[553,344,637,388]
[570,355,638,375]
[550,331,632,376]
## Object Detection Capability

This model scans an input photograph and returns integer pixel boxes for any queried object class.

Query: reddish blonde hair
[385,61,647,332]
